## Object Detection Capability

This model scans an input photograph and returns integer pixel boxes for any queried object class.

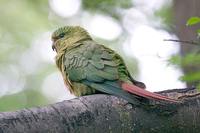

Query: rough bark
[0,88,200,133]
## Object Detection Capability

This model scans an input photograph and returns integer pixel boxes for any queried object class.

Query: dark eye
[59,33,65,38]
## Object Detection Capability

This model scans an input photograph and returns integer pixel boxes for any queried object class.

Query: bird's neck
[55,34,92,72]
[64,34,92,47]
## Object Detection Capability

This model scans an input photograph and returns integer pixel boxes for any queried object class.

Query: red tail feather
[121,82,178,102]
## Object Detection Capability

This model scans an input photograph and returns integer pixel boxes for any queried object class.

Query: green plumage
[52,26,145,103]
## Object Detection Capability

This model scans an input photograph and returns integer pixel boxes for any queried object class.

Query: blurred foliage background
[1,0,199,112]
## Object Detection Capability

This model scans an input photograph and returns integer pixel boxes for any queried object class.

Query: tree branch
[0,88,200,133]
[164,39,200,46]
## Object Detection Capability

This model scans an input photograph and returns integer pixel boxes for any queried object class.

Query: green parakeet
[51,26,177,103]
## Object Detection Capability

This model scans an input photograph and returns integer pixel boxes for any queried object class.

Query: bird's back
[60,40,144,96]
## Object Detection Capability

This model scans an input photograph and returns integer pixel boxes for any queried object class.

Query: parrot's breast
[71,82,96,96]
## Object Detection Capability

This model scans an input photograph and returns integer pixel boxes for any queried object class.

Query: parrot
[51,26,177,104]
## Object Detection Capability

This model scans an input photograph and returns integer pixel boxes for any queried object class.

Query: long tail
[121,82,178,102]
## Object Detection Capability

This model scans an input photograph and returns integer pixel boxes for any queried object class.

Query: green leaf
[186,17,200,26]
[180,71,200,82]
[169,53,200,67]
[182,53,200,66]
[168,55,181,66]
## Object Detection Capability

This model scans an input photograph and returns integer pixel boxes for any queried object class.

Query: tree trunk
[0,88,200,133]
[173,0,200,87]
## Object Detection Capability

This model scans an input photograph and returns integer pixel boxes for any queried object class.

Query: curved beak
[52,44,56,51]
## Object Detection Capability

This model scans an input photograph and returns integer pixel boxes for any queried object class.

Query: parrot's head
[51,26,92,52]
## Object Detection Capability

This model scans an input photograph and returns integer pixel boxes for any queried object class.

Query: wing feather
[63,40,120,84]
